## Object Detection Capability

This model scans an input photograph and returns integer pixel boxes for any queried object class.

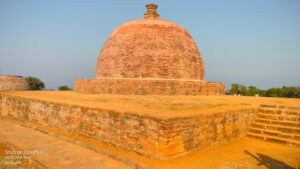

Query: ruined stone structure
[75,4,225,95]
[0,4,299,167]
[2,91,298,159]
[0,75,30,91]
[0,93,255,159]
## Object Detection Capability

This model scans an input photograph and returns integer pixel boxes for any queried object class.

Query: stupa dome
[75,4,224,95]
[96,12,205,80]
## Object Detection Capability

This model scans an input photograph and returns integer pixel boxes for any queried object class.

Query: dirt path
[0,119,132,169]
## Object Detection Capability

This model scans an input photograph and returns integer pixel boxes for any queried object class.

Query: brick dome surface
[75,4,225,95]
[96,18,205,80]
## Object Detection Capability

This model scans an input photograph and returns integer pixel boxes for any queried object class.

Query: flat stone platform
[1,118,299,169]
[1,91,299,117]
[1,91,299,159]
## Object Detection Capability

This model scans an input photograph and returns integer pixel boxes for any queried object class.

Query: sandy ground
[0,119,132,169]
[0,118,299,169]
[156,137,300,169]
[1,91,300,117]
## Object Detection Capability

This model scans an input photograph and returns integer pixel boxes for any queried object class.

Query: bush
[58,85,72,91]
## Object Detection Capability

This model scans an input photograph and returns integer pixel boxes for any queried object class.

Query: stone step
[259,105,278,109]
[256,113,300,122]
[247,132,300,146]
[254,118,300,128]
[258,108,300,116]
[246,132,264,140]
[250,122,300,134]
[259,107,300,111]
[248,127,300,141]
[248,127,262,134]
[259,105,300,111]
[250,122,265,129]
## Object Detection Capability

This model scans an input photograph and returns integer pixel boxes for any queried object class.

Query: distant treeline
[227,84,300,98]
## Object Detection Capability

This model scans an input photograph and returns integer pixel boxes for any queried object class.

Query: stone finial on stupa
[144,3,159,18]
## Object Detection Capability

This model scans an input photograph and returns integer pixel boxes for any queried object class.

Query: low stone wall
[0,94,253,159]
[0,75,30,91]
[75,78,225,95]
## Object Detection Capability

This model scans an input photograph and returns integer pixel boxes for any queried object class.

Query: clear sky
[1,0,299,90]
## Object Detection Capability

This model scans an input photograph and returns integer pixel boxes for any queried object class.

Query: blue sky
[0,0,299,90]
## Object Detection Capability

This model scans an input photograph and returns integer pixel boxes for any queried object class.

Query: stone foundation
[0,93,253,159]
[0,75,30,91]
[75,78,225,95]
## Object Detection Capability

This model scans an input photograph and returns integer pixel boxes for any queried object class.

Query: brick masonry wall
[0,75,30,91]
[0,94,253,159]
[75,78,225,95]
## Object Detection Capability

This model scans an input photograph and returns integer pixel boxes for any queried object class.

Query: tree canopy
[228,84,300,98]
[229,83,248,95]
[25,76,45,90]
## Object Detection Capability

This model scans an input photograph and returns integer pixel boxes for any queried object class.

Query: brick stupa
[75,4,225,95]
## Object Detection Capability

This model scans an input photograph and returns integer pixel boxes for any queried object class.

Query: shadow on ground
[244,150,295,169]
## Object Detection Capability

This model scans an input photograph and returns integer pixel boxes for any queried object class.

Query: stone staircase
[247,104,300,146]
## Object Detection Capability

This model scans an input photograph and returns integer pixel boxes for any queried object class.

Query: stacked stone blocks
[0,75,30,91]
[75,79,225,95]
[0,93,253,159]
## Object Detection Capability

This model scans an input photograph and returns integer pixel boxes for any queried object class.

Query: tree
[296,87,300,98]
[240,85,248,96]
[265,88,284,97]
[229,84,300,98]
[229,84,248,95]
[248,86,260,96]
[276,88,284,97]
[266,88,277,97]
[259,90,267,97]
[283,86,299,98]
[229,83,240,95]
[25,76,45,90]
[58,85,72,91]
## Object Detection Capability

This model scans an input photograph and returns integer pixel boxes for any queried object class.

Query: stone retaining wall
[0,75,30,91]
[0,94,253,159]
[75,78,225,95]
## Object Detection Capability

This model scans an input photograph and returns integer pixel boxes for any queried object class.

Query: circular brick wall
[96,18,205,80]
[0,75,30,91]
